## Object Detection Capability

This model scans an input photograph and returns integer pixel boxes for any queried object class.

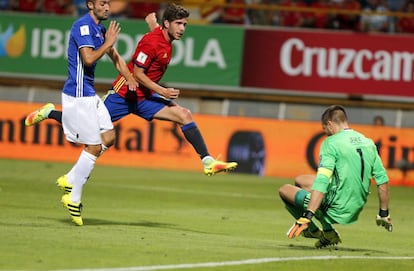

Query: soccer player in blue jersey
[279,105,393,248]
[31,0,139,226]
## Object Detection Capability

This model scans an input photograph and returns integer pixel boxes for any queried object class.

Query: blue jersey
[63,13,106,97]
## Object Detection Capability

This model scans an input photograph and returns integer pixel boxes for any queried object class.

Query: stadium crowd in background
[396,0,414,33]
[1,1,413,33]
[1,0,162,18]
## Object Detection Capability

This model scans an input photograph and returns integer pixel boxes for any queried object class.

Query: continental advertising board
[0,12,243,87]
[1,101,413,186]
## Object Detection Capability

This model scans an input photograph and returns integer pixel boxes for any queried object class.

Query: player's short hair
[162,3,189,27]
[373,115,385,126]
[321,105,348,125]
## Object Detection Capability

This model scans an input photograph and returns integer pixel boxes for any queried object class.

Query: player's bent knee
[180,107,193,121]
[85,144,102,157]
[175,108,193,125]
[279,184,294,200]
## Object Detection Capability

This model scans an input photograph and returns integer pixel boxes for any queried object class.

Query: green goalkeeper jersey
[312,128,389,224]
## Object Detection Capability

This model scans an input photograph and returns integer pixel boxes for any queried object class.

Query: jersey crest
[80,25,90,36]
[136,52,148,64]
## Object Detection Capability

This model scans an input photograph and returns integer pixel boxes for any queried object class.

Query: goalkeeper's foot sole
[315,229,342,248]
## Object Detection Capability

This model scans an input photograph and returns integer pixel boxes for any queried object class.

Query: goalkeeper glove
[287,210,314,239]
[376,209,393,232]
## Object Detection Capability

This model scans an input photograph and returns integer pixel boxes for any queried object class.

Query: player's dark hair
[373,115,385,126]
[321,105,347,125]
[162,3,189,27]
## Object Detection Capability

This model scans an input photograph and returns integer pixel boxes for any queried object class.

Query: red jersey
[16,0,37,12]
[397,17,414,33]
[129,3,160,19]
[310,1,331,29]
[279,0,307,27]
[221,0,245,24]
[113,27,172,101]
[43,0,72,14]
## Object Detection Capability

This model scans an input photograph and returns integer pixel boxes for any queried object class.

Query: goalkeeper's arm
[376,183,393,232]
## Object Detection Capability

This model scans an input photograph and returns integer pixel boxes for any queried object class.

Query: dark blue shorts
[102,90,172,122]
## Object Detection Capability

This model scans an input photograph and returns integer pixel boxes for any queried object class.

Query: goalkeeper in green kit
[279,105,393,248]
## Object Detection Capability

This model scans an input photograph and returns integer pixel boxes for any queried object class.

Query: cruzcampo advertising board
[0,12,243,87]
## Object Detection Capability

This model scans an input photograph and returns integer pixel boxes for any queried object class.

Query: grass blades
[0,158,413,271]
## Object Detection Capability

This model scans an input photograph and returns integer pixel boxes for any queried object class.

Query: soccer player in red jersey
[26,3,238,177]
[105,3,237,176]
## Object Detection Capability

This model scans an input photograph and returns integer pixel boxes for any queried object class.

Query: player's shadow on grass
[58,218,215,234]
[283,244,388,253]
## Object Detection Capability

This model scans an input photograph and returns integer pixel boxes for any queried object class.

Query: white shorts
[62,93,113,145]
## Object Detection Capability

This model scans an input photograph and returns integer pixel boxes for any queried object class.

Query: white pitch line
[49,255,414,271]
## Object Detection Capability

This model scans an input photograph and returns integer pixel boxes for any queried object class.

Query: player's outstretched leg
[202,156,238,176]
[61,194,83,226]
[25,103,55,126]
[315,229,342,248]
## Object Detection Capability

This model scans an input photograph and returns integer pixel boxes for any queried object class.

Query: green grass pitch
[0,158,413,271]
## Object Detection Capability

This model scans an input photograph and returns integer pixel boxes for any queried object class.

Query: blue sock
[181,122,209,159]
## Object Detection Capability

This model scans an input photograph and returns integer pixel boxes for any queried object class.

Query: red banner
[242,29,414,97]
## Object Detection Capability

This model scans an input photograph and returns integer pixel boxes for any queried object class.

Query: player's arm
[107,47,138,90]
[376,182,393,232]
[145,12,159,31]
[79,46,111,67]
[309,167,332,205]
[307,190,324,213]
[133,66,179,99]
[378,182,389,211]
[80,21,120,66]
[372,152,393,232]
